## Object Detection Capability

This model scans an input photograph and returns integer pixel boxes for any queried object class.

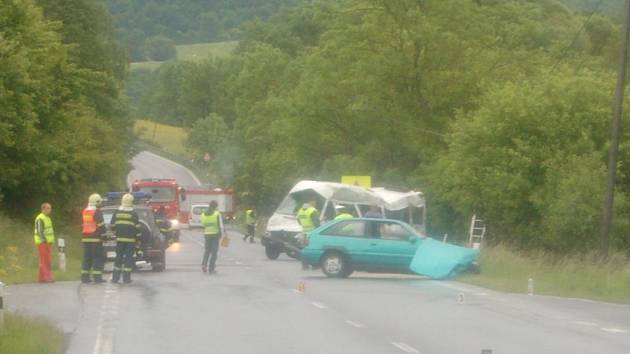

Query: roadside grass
[459,244,630,304]
[0,215,82,285]
[129,41,238,72]
[0,312,63,354]
[134,119,190,158]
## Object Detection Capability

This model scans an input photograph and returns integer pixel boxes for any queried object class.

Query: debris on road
[409,238,480,280]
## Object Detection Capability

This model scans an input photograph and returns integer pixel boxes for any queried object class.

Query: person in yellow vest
[81,193,106,284]
[201,201,225,274]
[243,208,256,243]
[334,205,353,220]
[110,193,141,284]
[34,202,55,283]
[297,202,320,270]
[297,202,320,233]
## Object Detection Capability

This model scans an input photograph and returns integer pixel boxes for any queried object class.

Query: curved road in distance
[6,151,630,354]
[127,151,201,187]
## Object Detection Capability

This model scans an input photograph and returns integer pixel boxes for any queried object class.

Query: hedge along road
[4,151,630,354]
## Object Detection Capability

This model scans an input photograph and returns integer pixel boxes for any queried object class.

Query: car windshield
[275,194,297,215]
[137,186,176,202]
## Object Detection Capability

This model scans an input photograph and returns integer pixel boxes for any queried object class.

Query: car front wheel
[321,252,350,278]
[265,245,281,260]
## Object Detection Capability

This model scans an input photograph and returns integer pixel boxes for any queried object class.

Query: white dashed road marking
[235,261,243,265]
[311,302,327,309]
[601,328,628,334]
[392,342,421,353]
[575,321,598,327]
[345,320,367,328]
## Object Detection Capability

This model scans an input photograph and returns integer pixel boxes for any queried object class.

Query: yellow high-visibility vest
[297,207,317,232]
[34,213,55,245]
[201,211,221,236]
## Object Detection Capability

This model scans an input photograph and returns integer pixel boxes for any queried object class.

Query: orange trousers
[37,243,54,283]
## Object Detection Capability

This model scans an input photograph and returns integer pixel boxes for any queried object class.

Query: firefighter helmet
[88,193,102,207]
[121,193,134,207]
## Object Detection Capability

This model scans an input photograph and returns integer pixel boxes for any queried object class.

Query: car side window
[321,220,367,238]
[193,207,208,215]
[373,221,411,241]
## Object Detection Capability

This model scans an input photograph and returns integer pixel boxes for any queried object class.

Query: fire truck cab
[131,179,186,240]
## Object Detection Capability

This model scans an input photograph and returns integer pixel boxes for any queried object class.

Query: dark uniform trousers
[81,242,104,282]
[112,241,135,283]
[202,235,220,271]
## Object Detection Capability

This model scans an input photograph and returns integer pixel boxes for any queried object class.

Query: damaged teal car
[300,218,479,279]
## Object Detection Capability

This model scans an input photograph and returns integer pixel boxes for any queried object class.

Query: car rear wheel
[321,252,350,278]
[265,245,281,260]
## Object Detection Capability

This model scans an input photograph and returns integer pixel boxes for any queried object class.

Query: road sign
[341,176,371,188]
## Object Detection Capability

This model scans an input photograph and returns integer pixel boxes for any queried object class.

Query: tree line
[132,0,630,253]
[0,0,130,218]
[103,0,301,61]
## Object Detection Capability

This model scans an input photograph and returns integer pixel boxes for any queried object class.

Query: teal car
[301,218,423,278]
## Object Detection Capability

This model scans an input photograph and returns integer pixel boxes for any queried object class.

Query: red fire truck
[131,178,187,224]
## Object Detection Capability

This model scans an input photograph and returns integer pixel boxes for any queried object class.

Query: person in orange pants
[34,202,55,283]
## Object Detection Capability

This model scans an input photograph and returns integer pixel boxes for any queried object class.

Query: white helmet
[121,193,134,208]
[88,193,102,207]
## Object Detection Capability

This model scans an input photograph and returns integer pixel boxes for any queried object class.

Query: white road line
[311,301,327,309]
[473,292,489,296]
[601,327,628,334]
[291,289,302,294]
[93,284,119,354]
[345,320,367,328]
[575,321,598,327]
[392,342,421,353]
[235,261,243,265]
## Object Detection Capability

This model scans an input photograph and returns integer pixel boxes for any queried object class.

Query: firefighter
[334,205,353,220]
[244,208,256,243]
[155,206,171,242]
[110,193,141,284]
[81,194,106,283]
[34,202,55,283]
[201,201,224,274]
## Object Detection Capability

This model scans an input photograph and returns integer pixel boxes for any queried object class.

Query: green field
[134,119,190,158]
[130,41,238,71]
[460,244,630,304]
[0,313,63,354]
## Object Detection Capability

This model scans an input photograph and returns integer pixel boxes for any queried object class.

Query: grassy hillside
[134,119,190,158]
[130,41,238,71]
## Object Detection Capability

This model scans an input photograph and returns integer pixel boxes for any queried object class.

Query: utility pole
[601,0,630,260]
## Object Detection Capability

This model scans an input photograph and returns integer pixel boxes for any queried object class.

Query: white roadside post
[57,238,67,272]
[0,281,5,329]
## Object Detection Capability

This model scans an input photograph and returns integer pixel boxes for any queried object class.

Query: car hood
[266,213,303,233]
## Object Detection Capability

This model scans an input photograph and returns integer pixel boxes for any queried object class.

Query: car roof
[191,204,208,208]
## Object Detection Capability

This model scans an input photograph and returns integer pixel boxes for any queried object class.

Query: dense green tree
[0,0,129,217]
[145,35,177,61]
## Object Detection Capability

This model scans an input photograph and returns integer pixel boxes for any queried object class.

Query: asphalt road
[6,151,630,354]
[126,151,201,187]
